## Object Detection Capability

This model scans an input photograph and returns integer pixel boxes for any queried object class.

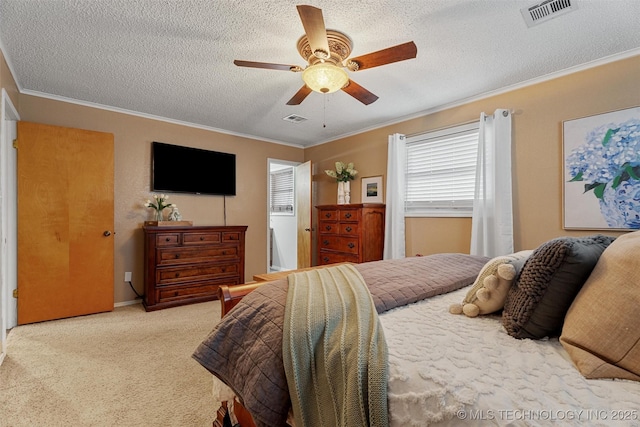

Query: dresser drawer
[157,245,239,266]
[222,232,242,242]
[156,233,180,246]
[320,209,339,220]
[183,232,221,245]
[156,278,240,303]
[318,251,359,265]
[156,263,239,285]
[319,235,359,254]
[339,223,359,235]
[339,209,360,221]
[319,221,338,234]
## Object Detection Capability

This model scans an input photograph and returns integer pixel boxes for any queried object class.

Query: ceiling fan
[234,5,417,106]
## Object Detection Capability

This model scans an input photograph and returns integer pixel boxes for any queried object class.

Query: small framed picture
[361,176,383,203]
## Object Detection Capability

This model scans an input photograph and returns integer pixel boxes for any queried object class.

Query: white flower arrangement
[144,194,175,220]
[325,161,358,182]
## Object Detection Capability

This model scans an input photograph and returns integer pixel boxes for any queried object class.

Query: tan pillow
[560,230,640,381]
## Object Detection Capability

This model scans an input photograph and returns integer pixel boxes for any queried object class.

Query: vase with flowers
[144,194,176,222]
[566,117,640,228]
[325,161,358,204]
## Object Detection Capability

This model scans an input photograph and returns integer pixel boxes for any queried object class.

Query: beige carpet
[0,301,221,426]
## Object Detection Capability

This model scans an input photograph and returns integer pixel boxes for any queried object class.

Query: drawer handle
[200,236,205,241]
[325,213,331,218]
[221,267,226,272]
[345,213,352,219]
[323,257,330,263]
[325,225,332,231]
[222,251,227,255]
[175,273,180,278]
[323,240,329,246]
[175,254,180,259]
[345,226,352,232]
[348,243,355,249]
[165,237,171,242]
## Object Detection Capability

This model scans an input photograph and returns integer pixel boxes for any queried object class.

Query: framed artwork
[563,106,640,230]
[361,176,383,203]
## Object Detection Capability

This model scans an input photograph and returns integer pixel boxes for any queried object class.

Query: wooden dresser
[143,225,247,311]
[316,204,385,265]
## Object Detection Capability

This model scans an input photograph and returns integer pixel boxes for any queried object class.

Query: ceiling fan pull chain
[323,95,327,128]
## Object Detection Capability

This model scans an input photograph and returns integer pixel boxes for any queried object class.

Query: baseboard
[114,300,142,308]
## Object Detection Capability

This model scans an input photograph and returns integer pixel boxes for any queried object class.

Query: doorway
[268,160,298,273]
[0,89,19,365]
[267,159,312,273]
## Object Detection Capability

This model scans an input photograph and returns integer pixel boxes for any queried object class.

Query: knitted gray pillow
[502,235,615,339]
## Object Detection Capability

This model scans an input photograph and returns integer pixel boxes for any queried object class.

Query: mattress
[382,287,640,427]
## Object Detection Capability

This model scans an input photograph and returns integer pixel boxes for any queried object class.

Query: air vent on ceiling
[282,114,308,124]
[521,0,577,28]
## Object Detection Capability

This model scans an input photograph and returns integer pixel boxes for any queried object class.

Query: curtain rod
[405,109,518,138]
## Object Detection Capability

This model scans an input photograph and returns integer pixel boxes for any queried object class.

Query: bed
[193,231,640,427]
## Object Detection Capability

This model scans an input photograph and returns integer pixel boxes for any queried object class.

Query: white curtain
[470,109,513,257]
[384,133,406,259]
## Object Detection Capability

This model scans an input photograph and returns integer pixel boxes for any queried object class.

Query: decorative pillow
[449,250,532,317]
[560,231,640,381]
[502,234,615,339]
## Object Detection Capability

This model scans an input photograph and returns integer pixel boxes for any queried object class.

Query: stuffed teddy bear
[449,250,532,317]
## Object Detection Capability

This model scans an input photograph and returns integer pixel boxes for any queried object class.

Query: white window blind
[270,167,294,214]
[405,122,479,216]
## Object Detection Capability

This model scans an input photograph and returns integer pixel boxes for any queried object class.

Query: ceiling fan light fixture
[302,63,349,94]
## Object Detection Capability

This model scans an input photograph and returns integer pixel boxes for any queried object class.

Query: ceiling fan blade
[286,85,313,105]
[341,80,379,105]
[234,60,302,72]
[296,5,330,59]
[347,41,417,71]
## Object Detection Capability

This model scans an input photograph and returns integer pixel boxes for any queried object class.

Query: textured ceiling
[1,0,639,147]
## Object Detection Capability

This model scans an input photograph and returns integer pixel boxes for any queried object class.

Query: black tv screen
[151,142,236,196]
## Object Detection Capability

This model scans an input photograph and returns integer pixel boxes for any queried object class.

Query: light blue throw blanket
[283,264,388,427]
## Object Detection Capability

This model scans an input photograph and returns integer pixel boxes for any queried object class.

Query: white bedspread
[381,287,640,427]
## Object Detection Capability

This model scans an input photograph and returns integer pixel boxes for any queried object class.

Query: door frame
[266,159,300,273]
[0,89,19,365]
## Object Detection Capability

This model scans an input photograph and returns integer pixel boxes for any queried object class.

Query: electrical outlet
[124,272,132,282]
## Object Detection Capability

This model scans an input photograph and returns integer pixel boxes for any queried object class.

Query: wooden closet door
[17,122,114,324]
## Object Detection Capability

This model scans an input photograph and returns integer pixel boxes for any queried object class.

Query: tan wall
[0,50,19,110]
[6,54,639,303]
[306,55,640,256]
[17,95,304,303]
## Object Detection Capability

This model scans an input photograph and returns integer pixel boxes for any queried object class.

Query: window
[405,122,479,217]
[270,167,294,214]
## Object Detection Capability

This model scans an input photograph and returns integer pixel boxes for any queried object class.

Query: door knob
[103,231,112,237]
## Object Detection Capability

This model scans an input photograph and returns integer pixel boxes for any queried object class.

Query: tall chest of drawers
[143,225,247,311]
[317,204,385,265]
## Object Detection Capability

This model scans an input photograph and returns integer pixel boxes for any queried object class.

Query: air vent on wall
[521,0,577,28]
[282,114,308,124]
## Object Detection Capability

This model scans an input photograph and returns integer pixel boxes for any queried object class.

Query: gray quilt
[192,253,489,427]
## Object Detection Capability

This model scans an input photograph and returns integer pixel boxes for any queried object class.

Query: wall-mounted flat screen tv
[151,141,236,196]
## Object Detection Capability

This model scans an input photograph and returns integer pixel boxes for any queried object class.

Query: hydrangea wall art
[563,107,640,230]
